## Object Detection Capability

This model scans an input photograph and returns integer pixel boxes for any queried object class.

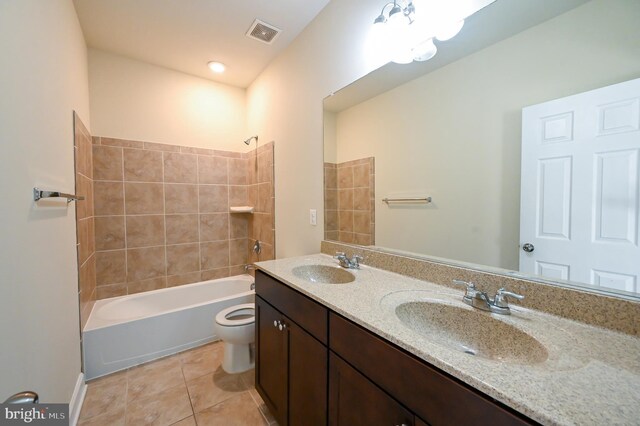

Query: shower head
[243,135,258,145]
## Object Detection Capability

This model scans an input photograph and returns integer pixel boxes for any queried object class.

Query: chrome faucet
[453,280,524,315]
[334,252,363,269]
[244,264,257,273]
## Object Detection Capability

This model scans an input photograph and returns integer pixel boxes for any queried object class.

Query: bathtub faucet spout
[244,264,257,273]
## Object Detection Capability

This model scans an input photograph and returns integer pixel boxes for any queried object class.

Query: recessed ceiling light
[208,61,225,73]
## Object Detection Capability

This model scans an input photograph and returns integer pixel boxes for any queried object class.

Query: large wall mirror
[323,0,640,300]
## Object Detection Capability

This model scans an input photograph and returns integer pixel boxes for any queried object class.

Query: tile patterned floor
[78,342,277,426]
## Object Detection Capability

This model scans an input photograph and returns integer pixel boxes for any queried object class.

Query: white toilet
[214,303,255,374]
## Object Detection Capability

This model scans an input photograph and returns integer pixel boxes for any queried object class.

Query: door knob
[522,243,534,253]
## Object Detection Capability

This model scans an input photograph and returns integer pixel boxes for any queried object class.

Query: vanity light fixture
[371,0,495,64]
[207,61,226,73]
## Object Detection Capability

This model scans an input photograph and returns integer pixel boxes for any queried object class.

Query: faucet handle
[494,288,524,308]
[452,280,477,297]
[334,251,346,258]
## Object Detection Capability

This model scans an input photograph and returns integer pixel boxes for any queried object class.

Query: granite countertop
[255,254,640,426]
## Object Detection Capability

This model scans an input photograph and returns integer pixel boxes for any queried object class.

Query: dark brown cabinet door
[289,320,328,426]
[329,352,413,426]
[256,297,288,425]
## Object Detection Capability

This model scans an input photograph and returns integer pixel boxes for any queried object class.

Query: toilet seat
[215,303,255,327]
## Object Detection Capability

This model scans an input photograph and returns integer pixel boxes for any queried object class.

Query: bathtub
[83,274,254,380]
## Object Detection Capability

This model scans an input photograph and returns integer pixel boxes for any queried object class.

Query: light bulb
[413,38,437,61]
[207,61,225,73]
[435,19,464,41]
[392,46,414,64]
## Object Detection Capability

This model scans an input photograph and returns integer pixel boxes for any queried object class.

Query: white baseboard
[69,372,87,426]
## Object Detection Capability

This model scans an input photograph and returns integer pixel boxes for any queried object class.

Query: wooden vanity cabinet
[329,352,414,426]
[256,270,535,426]
[255,271,328,426]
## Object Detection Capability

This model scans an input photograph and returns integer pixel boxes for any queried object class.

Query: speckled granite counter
[255,254,640,426]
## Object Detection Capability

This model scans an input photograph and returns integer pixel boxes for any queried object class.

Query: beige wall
[247,0,386,258]
[88,49,247,152]
[0,0,90,403]
[333,0,640,270]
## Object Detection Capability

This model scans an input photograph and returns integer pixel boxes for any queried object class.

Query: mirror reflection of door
[520,78,640,295]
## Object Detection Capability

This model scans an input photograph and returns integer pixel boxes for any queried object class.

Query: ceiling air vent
[246,19,281,44]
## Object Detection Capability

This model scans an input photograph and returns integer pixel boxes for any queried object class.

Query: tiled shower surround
[91,137,275,299]
[324,157,375,245]
[74,112,96,328]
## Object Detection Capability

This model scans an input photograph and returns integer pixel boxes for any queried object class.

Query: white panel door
[520,78,640,295]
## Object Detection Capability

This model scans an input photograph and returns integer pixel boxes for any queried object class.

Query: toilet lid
[215,303,255,326]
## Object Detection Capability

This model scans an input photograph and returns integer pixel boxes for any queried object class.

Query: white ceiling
[73,0,330,88]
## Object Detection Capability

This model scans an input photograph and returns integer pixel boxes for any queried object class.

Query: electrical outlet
[310,209,317,226]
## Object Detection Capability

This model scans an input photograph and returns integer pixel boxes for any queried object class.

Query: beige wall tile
[251,213,274,245]
[96,250,126,285]
[198,156,228,184]
[325,210,338,231]
[338,231,355,243]
[338,189,354,211]
[229,239,248,266]
[339,210,354,232]
[199,185,228,213]
[229,185,248,206]
[93,145,123,181]
[325,167,337,189]
[95,216,125,250]
[164,152,197,184]
[200,241,229,270]
[354,233,372,246]
[128,277,166,295]
[127,246,166,281]
[77,218,90,265]
[96,283,127,299]
[167,271,202,287]
[257,183,272,213]
[228,158,247,185]
[166,243,200,275]
[123,148,163,182]
[79,254,97,298]
[165,184,198,214]
[353,188,370,211]
[325,189,337,210]
[126,215,165,248]
[166,214,199,244]
[230,215,248,239]
[353,211,371,234]
[325,230,339,241]
[125,182,164,214]
[353,163,370,188]
[337,167,353,189]
[201,268,230,281]
[75,174,94,220]
[100,137,144,149]
[144,142,180,152]
[200,213,229,242]
[247,185,258,208]
[94,182,124,216]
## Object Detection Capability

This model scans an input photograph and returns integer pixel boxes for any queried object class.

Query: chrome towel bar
[382,197,432,203]
[33,187,85,203]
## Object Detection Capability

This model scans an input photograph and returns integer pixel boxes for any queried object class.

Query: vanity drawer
[329,313,534,426]
[256,270,328,344]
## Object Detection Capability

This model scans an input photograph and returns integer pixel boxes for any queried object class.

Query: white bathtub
[83,274,254,380]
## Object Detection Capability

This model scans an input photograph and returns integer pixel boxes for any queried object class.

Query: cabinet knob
[278,322,287,331]
[273,320,278,328]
